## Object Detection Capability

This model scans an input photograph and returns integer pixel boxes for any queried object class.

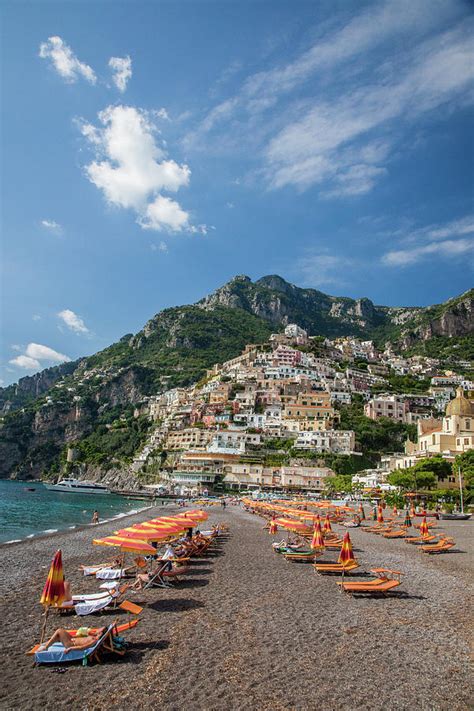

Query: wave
[42,528,58,535]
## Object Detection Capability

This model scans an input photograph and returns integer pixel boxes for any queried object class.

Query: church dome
[446,388,474,417]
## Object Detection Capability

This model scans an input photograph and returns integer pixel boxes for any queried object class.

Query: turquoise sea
[0,480,153,544]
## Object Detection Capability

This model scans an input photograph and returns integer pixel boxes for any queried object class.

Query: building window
[466,420,471,430]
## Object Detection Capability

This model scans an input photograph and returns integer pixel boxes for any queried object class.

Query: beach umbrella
[419,516,429,537]
[116,526,178,542]
[269,520,278,535]
[377,506,384,523]
[311,521,325,551]
[337,532,355,565]
[323,514,332,534]
[39,549,66,641]
[93,535,157,554]
[393,506,398,517]
[136,521,185,534]
[372,506,377,521]
[404,510,412,528]
[358,504,366,520]
[274,518,313,535]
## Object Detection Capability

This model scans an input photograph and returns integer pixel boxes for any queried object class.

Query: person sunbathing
[39,626,103,653]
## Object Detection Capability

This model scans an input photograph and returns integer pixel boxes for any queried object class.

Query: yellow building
[406,388,474,458]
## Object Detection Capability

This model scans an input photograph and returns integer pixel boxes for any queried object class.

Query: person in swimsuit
[40,627,102,653]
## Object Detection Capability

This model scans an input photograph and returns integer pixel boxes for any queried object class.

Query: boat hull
[439,513,471,520]
[43,483,111,495]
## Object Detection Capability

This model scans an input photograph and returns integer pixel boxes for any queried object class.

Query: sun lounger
[404,534,437,544]
[34,623,125,665]
[421,538,455,554]
[314,560,359,575]
[283,551,319,563]
[323,539,344,549]
[337,578,402,595]
[383,529,407,538]
[61,584,131,615]
[27,620,139,656]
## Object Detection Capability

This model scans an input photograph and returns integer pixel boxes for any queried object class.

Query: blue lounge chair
[34,624,122,666]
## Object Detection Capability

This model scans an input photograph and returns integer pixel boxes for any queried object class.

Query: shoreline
[0,501,174,548]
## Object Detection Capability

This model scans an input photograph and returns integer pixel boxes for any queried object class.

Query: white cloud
[10,355,41,370]
[264,24,474,192]
[80,105,199,233]
[294,251,355,287]
[39,36,96,84]
[381,214,474,267]
[32,314,41,321]
[109,56,132,93]
[151,241,168,252]
[9,343,71,372]
[26,343,70,363]
[41,219,63,234]
[138,195,190,232]
[11,344,22,352]
[382,238,474,267]
[58,309,89,334]
[186,3,473,198]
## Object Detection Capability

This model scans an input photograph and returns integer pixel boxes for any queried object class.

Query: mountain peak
[255,274,294,293]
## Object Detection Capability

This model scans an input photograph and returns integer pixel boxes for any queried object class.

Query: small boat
[43,478,110,495]
[439,512,471,521]
[25,487,36,492]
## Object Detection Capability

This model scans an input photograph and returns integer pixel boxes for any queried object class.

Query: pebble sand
[0,506,472,711]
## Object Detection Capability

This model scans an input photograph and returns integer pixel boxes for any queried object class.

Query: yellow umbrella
[93,535,157,554]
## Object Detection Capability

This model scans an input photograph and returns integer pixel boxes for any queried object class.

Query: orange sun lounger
[421,538,455,554]
[314,560,359,575]
[337,578,401,595]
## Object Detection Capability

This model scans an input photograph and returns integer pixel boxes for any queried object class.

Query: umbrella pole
[40,606,49,644]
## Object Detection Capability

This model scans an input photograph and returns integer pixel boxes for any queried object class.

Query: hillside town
[113,324,474,496]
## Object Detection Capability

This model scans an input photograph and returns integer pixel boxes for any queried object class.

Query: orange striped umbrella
[116,526,178,542]
[177,510,209,522]
[419,516,429,537]
[40,549,66,608]
[136,521,185,534]
[93,535,156,554]
[358,503,366,520]
[377,506,384,523]
[323,514,332,534]
[337,532,355,565]
[274,518,313,535]
[311,521,325,550]
[269,520,278,535]
[393,506,398,517]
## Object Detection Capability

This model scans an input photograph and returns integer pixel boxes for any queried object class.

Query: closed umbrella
[404,510,412,528]
[393,506,398,517]
[323,514,332,534]
[377,506,384,523]
[40,549,66,641]
[358,503,366,520]
[311,521,325,551]
[419,516,429,537]
[269,519,278,535]
[337,532,355,566]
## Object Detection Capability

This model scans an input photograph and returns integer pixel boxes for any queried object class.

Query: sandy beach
[1,506,473,711]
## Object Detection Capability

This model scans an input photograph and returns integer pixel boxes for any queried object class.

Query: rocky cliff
[1,276,472,482]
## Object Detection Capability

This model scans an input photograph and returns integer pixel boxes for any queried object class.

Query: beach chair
[314,560,359,575]
[323,539,344,549]
[283,551,319,563]
[34,623,126,666]
[337,577,401,596]
[421,538,455,554]
[383,529,407,539]
[61,583,132,615]
[404,534,437,545]
[27,620,139,656]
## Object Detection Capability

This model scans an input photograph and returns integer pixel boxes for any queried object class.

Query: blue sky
[1,0,473,385]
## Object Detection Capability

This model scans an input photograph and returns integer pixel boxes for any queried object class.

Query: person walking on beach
[92,510,99,524]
